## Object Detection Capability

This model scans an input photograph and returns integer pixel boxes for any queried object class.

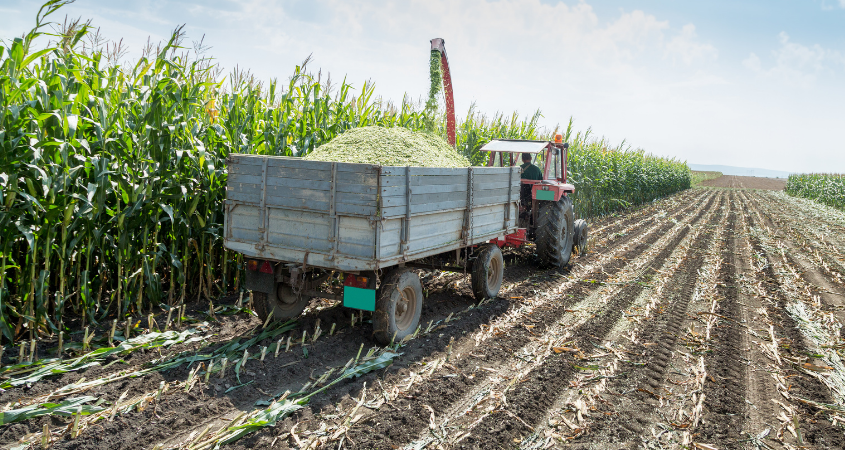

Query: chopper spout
[429,38,456,148]
[430,38,447,56]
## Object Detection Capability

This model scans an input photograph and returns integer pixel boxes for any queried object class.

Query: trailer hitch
[287,251,310,296]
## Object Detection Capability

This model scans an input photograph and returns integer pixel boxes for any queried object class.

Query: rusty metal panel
[266,208,332,253]
[337,216,377,258]
[227,203,262,244]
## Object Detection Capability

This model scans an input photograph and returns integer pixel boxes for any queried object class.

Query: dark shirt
[520,162,543,180]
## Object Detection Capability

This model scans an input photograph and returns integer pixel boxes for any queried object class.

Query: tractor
[430,38,587,267]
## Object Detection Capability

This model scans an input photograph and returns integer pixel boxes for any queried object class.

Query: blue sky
[2,0,843,173]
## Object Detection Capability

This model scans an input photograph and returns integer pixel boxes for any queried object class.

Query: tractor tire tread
[536,196,574,268]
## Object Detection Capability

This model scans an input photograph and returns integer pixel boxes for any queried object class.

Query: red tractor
[431,39,588,267]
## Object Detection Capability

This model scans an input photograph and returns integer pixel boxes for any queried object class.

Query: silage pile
[303,126,470,168]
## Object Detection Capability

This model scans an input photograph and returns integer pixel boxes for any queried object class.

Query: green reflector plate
[535,189,555,201]
[343,286,376,311]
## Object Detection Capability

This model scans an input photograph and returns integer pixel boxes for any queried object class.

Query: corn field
[454,109,690,218]
[0,1,690,345]
[786,173,845,211]
[562,128,690,219]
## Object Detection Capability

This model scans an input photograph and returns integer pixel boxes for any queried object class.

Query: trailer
[222,38,588,344]
[224,156,521,343]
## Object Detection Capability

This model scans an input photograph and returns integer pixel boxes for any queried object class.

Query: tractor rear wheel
[471,243,505,302]
[374,269,423,345]
[535,195,574,268]
[253,284,310,322]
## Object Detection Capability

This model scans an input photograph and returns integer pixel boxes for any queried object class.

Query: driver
[519,153,543,232]
[520,153,543,180]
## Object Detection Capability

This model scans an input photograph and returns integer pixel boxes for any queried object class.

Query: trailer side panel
[224,155,519,271]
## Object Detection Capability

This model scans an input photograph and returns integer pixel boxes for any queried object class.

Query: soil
[699,175,787,190]
[3,187,845,450]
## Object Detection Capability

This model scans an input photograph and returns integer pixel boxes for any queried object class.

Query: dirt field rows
[3,187,845,449]
[699,175,787,190]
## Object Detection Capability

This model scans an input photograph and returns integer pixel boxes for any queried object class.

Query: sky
[1,0,843,173]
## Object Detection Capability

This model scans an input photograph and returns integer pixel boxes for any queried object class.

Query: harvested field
[700,175,787,190]
[3,187,845,449]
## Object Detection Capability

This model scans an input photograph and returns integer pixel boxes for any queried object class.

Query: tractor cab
[480,137,576,235]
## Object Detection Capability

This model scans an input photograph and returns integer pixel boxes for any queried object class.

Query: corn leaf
[0,396,104,425]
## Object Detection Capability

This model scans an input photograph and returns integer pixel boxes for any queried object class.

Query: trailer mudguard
[245,269,274,294]
[343,286,376,311]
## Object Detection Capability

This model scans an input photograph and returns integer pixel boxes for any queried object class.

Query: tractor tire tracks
[446,192,723,449]
[340,191,717,450]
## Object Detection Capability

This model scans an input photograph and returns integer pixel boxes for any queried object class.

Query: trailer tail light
[343,274,369,289]
[260,261,274,274]
[247,260,273,273]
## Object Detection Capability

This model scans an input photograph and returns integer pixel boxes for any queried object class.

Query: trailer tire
[253,284,310,322]
[536,195,574,268]
[374,269,423,345]
[471,244,505,302]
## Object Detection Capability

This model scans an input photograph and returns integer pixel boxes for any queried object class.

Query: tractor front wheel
[573,219,589,254]
[535,196,574,268]
[374,269,423,345]
[471,244,505,302]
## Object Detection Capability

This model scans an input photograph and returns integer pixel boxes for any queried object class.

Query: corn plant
[0,2,426,344]
[453,113,691,218]
[564,124,691,219]
[0,327,205,388]
[0,395,104,425]
[691,171,722,186]
[190,350,402,449]
[786,173,845,211]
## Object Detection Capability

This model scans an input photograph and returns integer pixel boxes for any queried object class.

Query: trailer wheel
[471,244,505,302]
[536,195,574,268]
[374,269,423,345]
[573,219,588,254]
[253,284,310,322]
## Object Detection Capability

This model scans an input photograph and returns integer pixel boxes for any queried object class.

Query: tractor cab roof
[479,139,550,154]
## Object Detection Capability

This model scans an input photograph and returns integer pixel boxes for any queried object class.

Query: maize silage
[303,126,470,168]
[424,50,443,132]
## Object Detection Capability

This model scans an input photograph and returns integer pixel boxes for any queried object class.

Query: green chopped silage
[303,126,470,168]
[424,50,443,132]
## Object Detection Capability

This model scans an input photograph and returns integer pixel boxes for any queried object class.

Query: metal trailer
[223,155,521,343]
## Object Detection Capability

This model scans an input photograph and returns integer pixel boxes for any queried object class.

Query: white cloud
[665,24,718,66]
[819,0,845,10]
[744,32,844,86]
[742,52,761,71]
[200,0,719,123]
[216,0,712,70]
